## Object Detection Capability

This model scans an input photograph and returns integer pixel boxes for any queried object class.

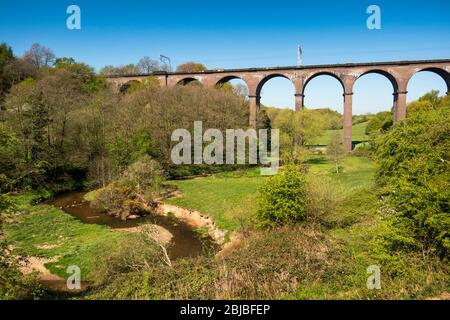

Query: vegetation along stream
[48,192,216,261]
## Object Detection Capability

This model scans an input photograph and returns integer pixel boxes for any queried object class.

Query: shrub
[351,142,372,157]
[365,111,393,135]
[255,165,307,228]
[0,193,12,212]
[374,100,450,259]
[305,175,344,224]
[0,249,43,299]
[91,157,164,220]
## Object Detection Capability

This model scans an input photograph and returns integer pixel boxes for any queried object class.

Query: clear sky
[1,0,449,114]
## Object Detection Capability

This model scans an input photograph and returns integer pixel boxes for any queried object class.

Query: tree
[269,108,326,149]
[23,43,55,68]
[0,43,15,103]
[54,57,76,68]
[54,57,106,92]
[327,132,344,173]
[0,43,14,72]
[365,111,393,135]
[100,64,140,76]
[137,56,160,74]
[2,58,37,85]
[176,62,207,72]
[407,90,441,115]
[233,83,249,98]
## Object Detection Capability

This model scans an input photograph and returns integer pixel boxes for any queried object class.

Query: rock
[127,214,140,220]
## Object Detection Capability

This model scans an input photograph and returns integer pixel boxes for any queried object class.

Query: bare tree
[23,43,55,68]
[327,132,345,173]
[137,56,160,74]
[233,83,249,98]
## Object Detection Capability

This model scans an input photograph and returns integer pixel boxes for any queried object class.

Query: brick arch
[177,77,202,86]
[355,69,399,92]
[255,73,295,98]
[215,75,248,87]
[302,71,345,95]
[119,79,143,93]
[406,67,450,94]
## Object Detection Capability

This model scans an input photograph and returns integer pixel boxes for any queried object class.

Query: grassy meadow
[311,121,369,146]
[3,153,448,299]
[3,194,132,281]
[166,155,375,234]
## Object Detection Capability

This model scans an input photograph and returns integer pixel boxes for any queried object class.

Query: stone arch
[406,67,450,95]
[177,77,202,86]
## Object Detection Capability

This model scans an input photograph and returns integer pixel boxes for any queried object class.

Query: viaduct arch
[107,59,450,151]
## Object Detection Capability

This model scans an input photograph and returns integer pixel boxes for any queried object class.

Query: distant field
[310,121,369,146]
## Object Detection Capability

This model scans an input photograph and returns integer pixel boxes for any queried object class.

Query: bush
[305,175,344,224]
[255,165,307,228]
[0,249,43,299]
[90,157,164,220]
[374,100,450,259]
[90,184,155,220]
[0,193,13,212]
[88,225,338,300]
[365,111,393,135]
[351,142,372,157]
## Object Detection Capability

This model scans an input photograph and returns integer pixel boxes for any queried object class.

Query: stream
[49,191,215,260]
[40,191,216,295]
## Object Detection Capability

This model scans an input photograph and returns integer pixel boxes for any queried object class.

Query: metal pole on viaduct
[107,59,450,152]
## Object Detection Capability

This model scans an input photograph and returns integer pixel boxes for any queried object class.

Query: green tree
[268,108,326,162]
[0,42,15,103]
[0,43,14,72]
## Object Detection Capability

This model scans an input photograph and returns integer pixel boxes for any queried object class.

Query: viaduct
[107,59,450,151]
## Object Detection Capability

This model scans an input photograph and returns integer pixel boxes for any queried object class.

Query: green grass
[306,155,375,193]
[311,121,369,146]
[166,168,268,233]
[4,195,131,281]
[166,156,376,233]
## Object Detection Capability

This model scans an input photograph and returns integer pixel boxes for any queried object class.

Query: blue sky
[1,0,449,113]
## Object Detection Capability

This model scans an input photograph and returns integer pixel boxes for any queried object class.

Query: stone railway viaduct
[107,59,450,151]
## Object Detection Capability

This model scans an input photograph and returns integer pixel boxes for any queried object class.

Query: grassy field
[311,121,369,146]
[3,194,131,281]
[306,155,375,192]
[5,156,448,300]
[166,156,375,234]
[166,168,268,233]
[97,155,448,299]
